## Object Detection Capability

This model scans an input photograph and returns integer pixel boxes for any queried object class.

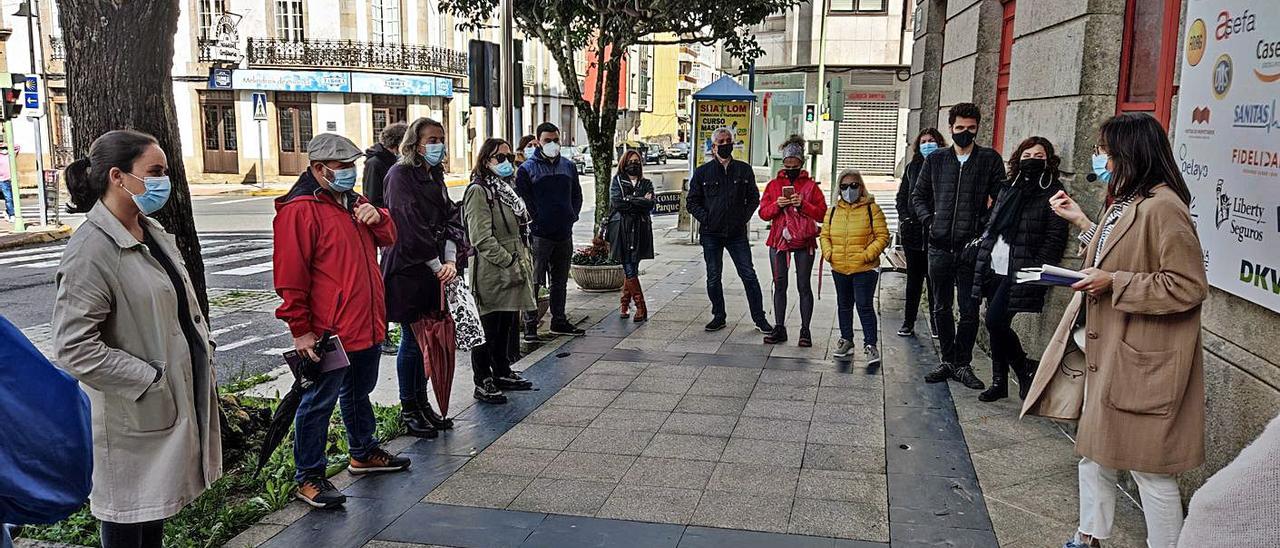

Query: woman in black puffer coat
[895,128,946,337]
[971,136,1069,402]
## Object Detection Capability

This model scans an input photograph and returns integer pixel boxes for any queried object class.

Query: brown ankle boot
[632,278,648,322]
[619,278,633,318]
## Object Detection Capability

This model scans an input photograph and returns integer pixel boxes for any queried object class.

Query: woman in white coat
[52,130,221,547]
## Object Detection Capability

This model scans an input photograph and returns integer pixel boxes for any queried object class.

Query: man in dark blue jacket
[910,102,1004,390]
[516,122,584,339]
[686,127,773,334]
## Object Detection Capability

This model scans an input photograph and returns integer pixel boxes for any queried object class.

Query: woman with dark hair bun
[970,136,1069,402]
[895,128,947,337]
[1025,113,1206,548]
[52,129,222,547]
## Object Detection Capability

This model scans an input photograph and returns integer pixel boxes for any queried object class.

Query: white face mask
[541,141,561,158]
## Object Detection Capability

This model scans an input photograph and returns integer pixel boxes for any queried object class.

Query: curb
[0,225,73,251]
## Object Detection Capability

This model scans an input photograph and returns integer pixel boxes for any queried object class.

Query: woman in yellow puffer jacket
[821,168,890,364]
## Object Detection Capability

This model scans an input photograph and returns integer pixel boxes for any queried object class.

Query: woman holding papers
[970,136,1069,402]
[1022,113,1206,548]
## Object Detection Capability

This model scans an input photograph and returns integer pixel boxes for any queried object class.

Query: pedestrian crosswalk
[0,232,278,277]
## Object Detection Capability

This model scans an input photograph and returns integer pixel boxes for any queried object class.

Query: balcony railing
[49,37,65,61]
[246,38,467,76]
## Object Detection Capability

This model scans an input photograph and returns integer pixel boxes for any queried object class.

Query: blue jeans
[294,346,381,482]
[0,180,13,218]
[833,270,879,346]
[396,322,426,402]
[700,233,767,324]
[622,261,639,278]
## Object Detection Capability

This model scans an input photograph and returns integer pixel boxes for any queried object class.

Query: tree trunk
[58,0,209,315]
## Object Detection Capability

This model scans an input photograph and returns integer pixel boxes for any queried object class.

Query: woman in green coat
[463,138,536,404]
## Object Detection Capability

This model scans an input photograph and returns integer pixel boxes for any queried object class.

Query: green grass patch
[16,396,405,547]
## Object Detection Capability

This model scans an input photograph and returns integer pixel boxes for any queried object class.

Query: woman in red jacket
[759,136,827,346]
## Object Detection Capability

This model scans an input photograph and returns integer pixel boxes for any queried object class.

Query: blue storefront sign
[23,76,38,109]
[350,73,455,97]
[232,69,351,92]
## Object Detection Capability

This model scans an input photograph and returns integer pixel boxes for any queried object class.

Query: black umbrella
[255,380,303,473]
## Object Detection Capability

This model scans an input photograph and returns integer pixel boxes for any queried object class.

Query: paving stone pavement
[233,218,1149,548]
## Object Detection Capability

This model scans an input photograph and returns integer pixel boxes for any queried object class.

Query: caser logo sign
[1257,38,1280,83]
[1192,106,1211,123]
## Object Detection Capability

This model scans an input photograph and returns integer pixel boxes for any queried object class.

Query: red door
[992,0,1016,154]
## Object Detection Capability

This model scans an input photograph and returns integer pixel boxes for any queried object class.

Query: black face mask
[624,163,642,177]
[1018,158,1047,178]
[783,168,801,181]
[715,143,734,160]
[951,129,976,148]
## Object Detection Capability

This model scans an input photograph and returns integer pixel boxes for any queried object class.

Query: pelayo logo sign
[1179,143,1211,181]
[1188,19,1208,66]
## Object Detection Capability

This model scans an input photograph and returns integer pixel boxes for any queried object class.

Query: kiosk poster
[694,100,752,166]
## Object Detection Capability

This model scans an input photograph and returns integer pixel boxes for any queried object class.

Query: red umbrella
[411,311,457,417]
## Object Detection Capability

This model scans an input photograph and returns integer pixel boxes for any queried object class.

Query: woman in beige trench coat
[51,130,222,547]
[1021,114,1206,548]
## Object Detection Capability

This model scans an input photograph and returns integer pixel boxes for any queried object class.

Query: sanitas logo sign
[1216,10,1257,40]
[1232,100,1280,132]
[1187,19,1207,66]
[1256,38,1280,83]
[1213,54,1233,99]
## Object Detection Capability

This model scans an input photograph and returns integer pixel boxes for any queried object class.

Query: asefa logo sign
[1216,10,1257,40]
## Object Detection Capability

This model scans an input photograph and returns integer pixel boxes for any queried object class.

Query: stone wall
[905,0,1280,497]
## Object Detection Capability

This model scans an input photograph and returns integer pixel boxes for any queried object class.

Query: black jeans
[473,311,518,384]
[833,270,879,345]
[903,247,932,328]
[769,248,814,331]
[982,274,1026,366]
[100,520,164,548]
[700,232,767,324]
[524,236,573,329]
[927,248,980,367]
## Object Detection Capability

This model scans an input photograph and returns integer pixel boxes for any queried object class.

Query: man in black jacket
[686,127,773,333]
[910,103,1004,389]
[363,122,407,208]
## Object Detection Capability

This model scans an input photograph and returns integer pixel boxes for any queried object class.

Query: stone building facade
[906,0,1279,494]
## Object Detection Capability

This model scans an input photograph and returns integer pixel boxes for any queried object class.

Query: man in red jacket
[272,133,406,510]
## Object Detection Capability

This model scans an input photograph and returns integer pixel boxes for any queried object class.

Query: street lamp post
[12,0,50,230]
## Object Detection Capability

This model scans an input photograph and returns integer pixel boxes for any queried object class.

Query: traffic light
[1,73,25,121]
[825,77,844,122]
[804,103,816,123]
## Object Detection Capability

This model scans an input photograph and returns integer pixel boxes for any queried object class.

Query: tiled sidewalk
[233,222,1147,548]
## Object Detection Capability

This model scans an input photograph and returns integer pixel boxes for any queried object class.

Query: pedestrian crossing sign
[252,92,267,121]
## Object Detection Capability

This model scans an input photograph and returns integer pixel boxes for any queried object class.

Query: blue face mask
[919,142,938,157]
[492,160,515,178]
[1091,153,1112,183]
[324,165,358,192]
[523,146,537,160]
[124,173,171,215]
[421,142,446,166]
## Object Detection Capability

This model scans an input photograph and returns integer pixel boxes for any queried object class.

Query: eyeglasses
[492,153,516,163]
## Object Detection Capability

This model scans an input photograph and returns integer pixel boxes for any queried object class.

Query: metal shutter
[836,100,899,175]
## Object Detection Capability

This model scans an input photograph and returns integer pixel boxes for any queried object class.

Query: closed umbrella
[411,311,457,417]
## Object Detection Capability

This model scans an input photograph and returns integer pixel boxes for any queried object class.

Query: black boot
[400,399,438,438]
[978,361,1009,402]
[1012,357,1036,400]
[763,325,788,344]
[924,362,952,383]
[415,389,453,430]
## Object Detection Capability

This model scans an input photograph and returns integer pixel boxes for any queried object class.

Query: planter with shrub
[570,238,624,292]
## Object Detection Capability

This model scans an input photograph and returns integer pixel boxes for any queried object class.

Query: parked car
[644,143,667,165]
[666,142,690,160]
[574,147,594,174]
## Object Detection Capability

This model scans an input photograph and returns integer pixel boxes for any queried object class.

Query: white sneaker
[832,338,856,358]
[864,344,881,365]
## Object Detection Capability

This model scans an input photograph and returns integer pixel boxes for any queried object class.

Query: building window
[198,0,225,39]
[991,0,1015,154]
[199,90,238,174]
[372,0,401,44]
[1116,0,1180,126]
[275,0,305,42]
[830,0,886,14]
[371,95,407,143]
